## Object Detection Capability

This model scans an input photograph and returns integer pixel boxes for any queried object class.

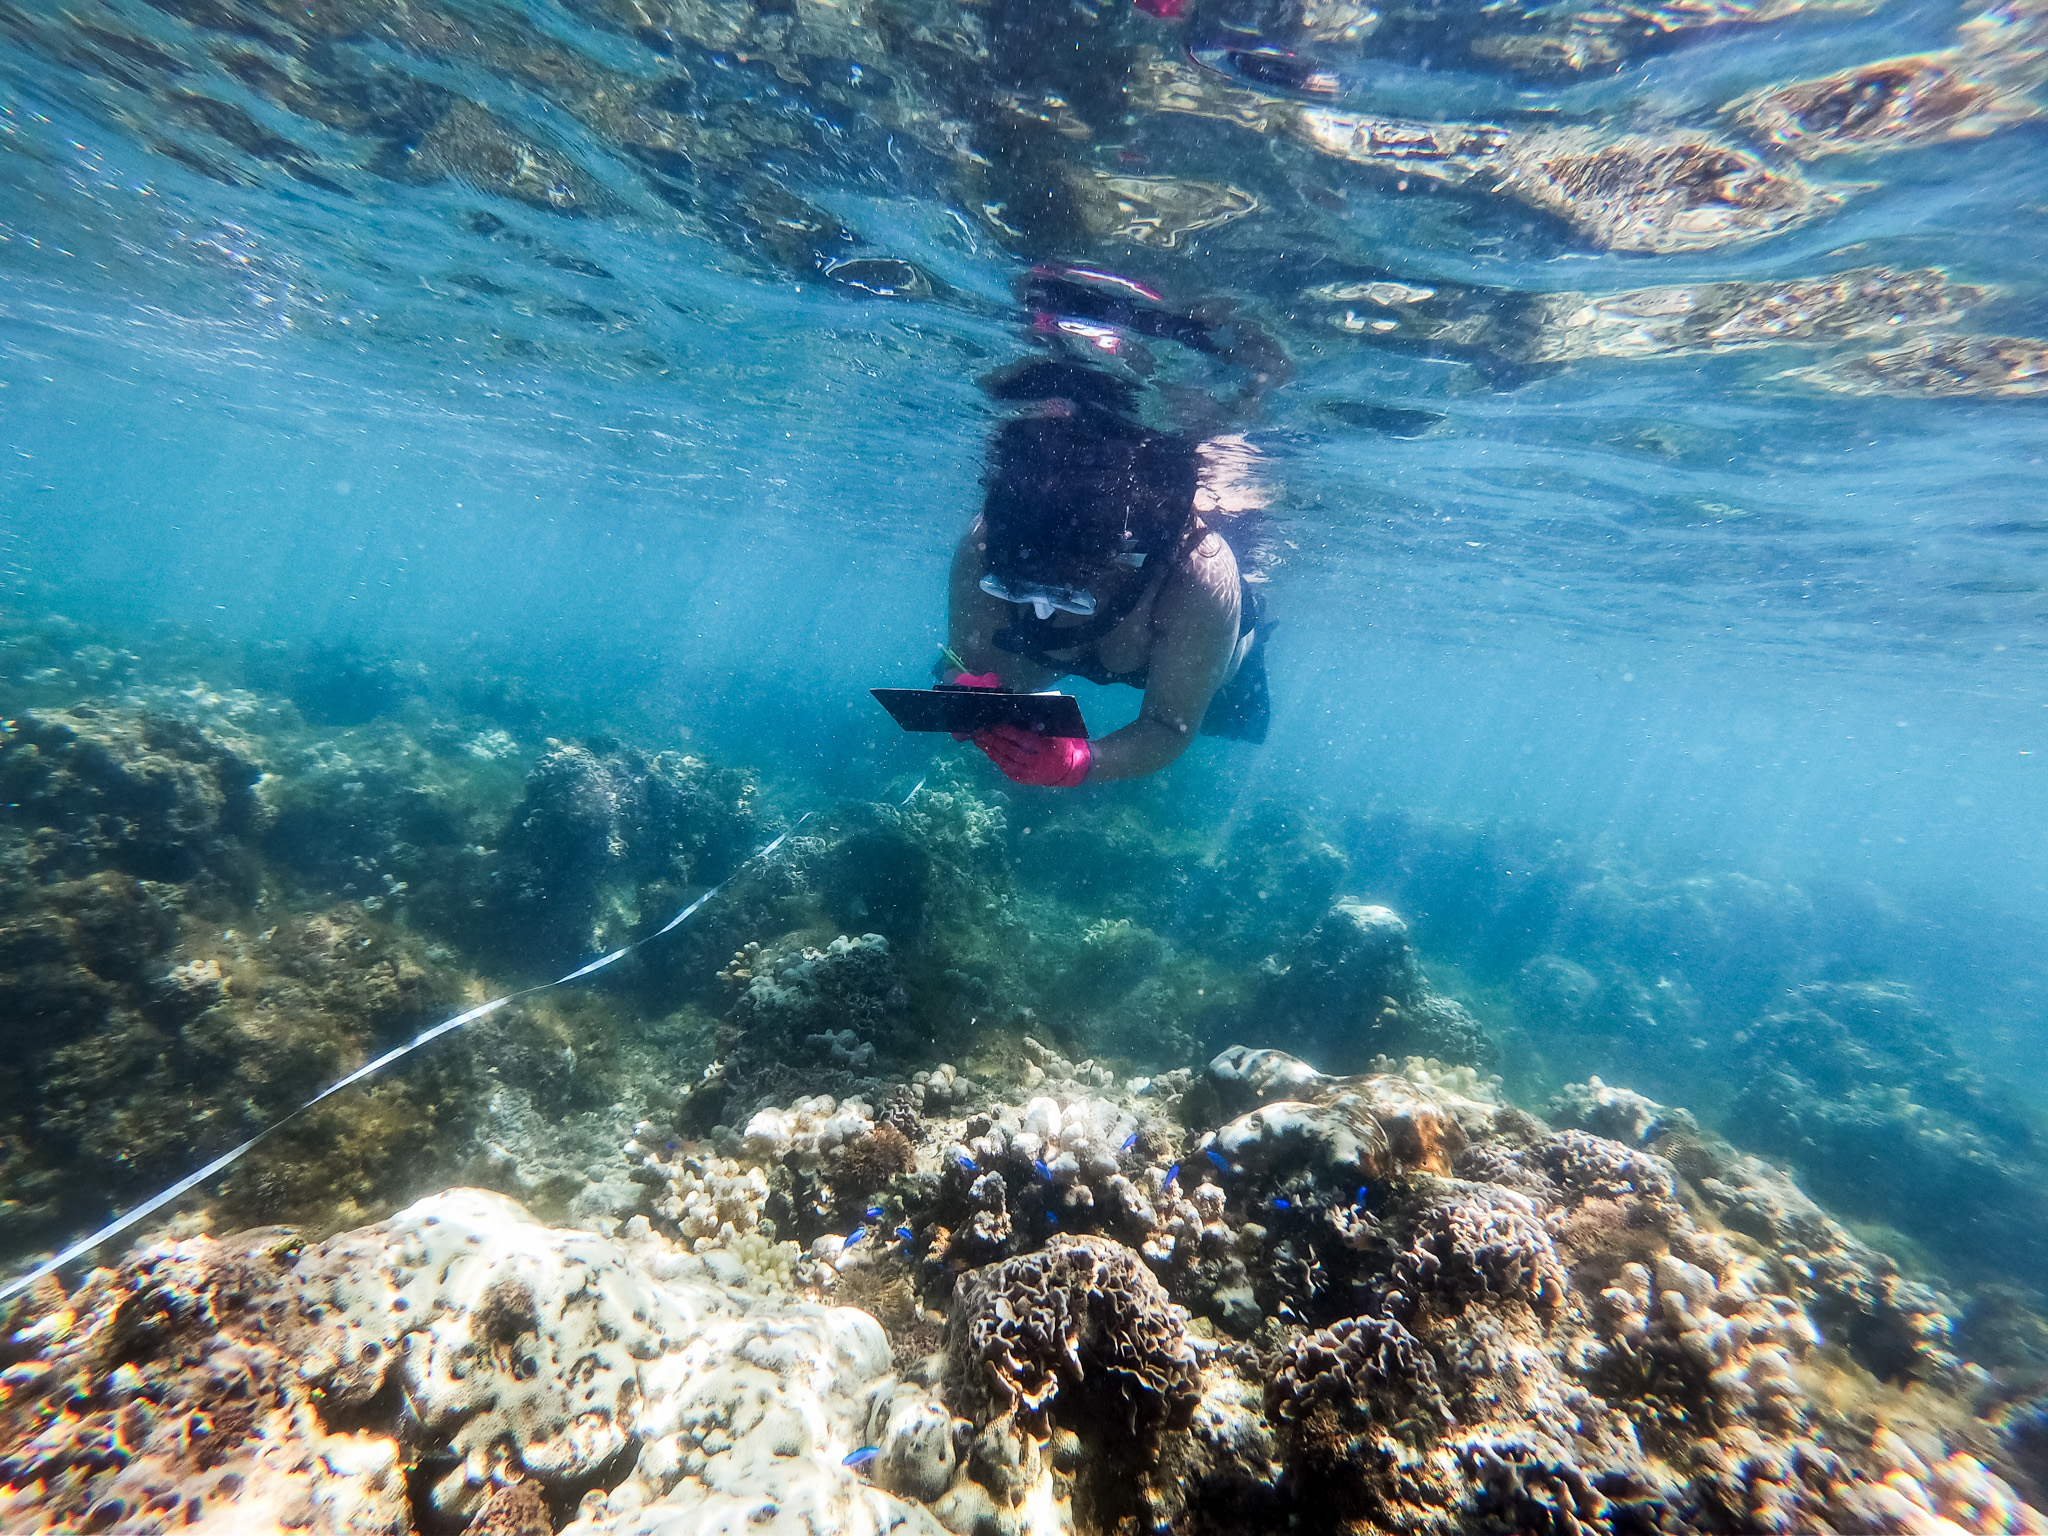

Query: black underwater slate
[871,686,1089,739]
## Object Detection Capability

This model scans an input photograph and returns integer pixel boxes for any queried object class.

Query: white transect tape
[0,784,920,1303]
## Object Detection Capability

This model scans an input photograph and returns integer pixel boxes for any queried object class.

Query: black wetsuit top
[989,575,1269,742]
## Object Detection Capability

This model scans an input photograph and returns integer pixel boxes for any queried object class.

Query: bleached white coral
[2,1190,955,1536]
[914,1061,971,1110]
[1590,1249,1818,1425]
[951,1091,1143,1215]
[743,1094,877,1164]
[1846,1431,2048,1535]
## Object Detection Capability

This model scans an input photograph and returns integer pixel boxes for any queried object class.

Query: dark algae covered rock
[0,706,261,890]
[1248,898,1492,1070]
[484,735,760,973]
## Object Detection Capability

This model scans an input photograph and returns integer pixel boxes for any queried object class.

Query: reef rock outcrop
[715,931,916,1111]
[0,706,260,889]
[486,736,759,972]
[1726,981,2048,1277]
[1250,900,1491,1069]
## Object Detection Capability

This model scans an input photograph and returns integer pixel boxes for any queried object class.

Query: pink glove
[975,724,1092,788]
[950,672,1001,741]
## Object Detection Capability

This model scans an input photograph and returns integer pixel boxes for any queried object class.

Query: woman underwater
[944,350,1273,786]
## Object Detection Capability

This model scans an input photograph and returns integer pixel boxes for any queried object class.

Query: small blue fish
[1045,1210,1059,1225]
[865,1205,885,1219]
[1164,1163,1180,1186]
[844,1447,880,1468]
[1273,1197,1291,1210]
[1356,1185,1371,1206]
[894,1225,915,1244]
[956,1153,976,1172]
[1205,1148,1230,1171]
[1121,1133,1137,1152]
[1035,1160,1051,1180]
[844,1227,867,1247]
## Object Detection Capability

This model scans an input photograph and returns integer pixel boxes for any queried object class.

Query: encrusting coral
[0,1189,955,1536]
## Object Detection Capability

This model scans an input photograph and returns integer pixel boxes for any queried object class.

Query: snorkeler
[943,373,1271,787]
[940,266,1282,787]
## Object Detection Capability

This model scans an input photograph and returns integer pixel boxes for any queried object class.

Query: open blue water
[2,0,2047,1302]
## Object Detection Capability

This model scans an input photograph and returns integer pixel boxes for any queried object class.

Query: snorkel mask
[981,549,1149,620]
[980,572,1095,620]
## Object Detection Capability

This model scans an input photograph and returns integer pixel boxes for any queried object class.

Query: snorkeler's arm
[946,518,1057,689]
[1085,532,1241,782]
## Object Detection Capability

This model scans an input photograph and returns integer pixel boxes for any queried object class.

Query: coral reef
[0,706,261,890]
[484,735,759,973]
[12,1044,2045,1536]
[807,784,1009,955]
[1244,899,1492,1069]
[0,634,765,1268]
[650,1039,2037,1532]
[947,1233,1198,1424]
[1328,804,2048,1291]
[716,933,919,1112]
[0,1190,953,1536]
[3,621,2047,1536]
[1726,982,2048,1273]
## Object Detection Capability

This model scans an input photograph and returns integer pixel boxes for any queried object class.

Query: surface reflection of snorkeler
[944,270,1281,787]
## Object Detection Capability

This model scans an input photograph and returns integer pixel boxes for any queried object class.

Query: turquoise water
[3,0,2048,1521]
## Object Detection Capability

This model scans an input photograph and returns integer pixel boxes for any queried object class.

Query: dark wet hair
[984,359,1140,417]
[981,412,1199,585]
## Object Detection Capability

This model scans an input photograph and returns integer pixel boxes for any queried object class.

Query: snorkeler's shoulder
[1158,527,1241,628]
[1183,521,1239,587]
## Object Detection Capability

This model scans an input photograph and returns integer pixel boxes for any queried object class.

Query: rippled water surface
[7,0,2046,891]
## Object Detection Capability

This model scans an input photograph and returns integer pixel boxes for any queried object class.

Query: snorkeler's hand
[949,672,1002,741]
[975,725,1092,788]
